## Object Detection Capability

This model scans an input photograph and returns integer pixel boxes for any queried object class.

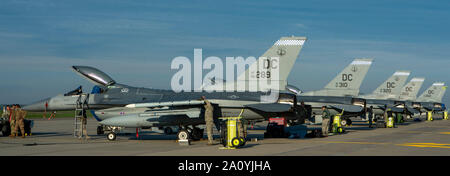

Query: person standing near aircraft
[202,96,215,145]
[321,106,331,137]
[368,106,374,128]
[79,109,90,139]
[9,105,17,137]
[2,105,10,119]
[14,105,26,138]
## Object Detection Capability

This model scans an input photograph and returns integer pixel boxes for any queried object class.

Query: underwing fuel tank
[94,107,152,121]
[99,108,203,128]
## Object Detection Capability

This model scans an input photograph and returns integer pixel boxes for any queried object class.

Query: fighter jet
[291,58,373,124]
[415,82,447,112]
[357,70,411,120]
[396,77,426,116]
[24,36,312,141]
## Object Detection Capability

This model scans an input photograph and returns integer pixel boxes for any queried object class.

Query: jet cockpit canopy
[72,66,116,86]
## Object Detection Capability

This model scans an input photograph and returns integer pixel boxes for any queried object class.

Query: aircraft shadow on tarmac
[29,132,73,137]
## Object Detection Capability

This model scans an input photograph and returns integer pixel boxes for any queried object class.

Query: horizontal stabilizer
[328,104,363,113]
[406,106,420,114]
[245,103,292,112]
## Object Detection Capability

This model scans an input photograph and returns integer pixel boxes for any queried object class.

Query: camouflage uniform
[321,108,331,136]
[368,107,374,128]
[2,107,10,119]
[79,110,90,139]
[14,109,26,138]
[9,107,16,137]
[204,99,214,144]
[237,119,247,139]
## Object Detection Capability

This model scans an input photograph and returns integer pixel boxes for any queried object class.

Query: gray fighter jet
[356,70,412,121]
[292,58,373,124]
[24,36,311,141]
[395,77,426,116]
[415,82,447,112]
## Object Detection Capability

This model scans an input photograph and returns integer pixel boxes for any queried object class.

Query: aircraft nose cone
[23,98,50,112]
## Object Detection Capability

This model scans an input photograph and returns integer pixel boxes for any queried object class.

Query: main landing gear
[177,126,204,141]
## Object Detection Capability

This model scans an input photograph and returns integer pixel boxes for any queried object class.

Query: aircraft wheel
[190,128,203,141]
[340,119,347,126]
[231,137,242,147]
[97,126,104,135]
[2,125,10,137]
[347,119,352,126]
[164,127,173,135]
[107,132,116,141]
[313,129,321,138]
[177,129,190,141]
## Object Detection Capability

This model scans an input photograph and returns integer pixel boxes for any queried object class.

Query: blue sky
[0,0,449,104]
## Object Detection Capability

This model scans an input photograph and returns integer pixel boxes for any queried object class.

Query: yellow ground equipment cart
[385,109,396,128]
[219,109,246,149]
[427,111,434,121]
[332,111,345,134]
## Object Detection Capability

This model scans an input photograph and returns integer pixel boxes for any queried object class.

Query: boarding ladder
[74,93,89,138]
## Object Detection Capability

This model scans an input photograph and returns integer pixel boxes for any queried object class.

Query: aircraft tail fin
[322,58,373,96]
[236,36,307,91]
[370,70,410,98]
[398,77,425,101]
[417,82,447,102]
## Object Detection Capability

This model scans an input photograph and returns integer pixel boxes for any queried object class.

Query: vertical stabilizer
[417,82,447,102]
[302,58,373,96]
[398,77,425,101]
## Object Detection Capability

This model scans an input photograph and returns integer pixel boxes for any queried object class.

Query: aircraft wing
[125,100,205,108]
[244,103,292,112]
[406,106,420,114]
[328,104,364,113]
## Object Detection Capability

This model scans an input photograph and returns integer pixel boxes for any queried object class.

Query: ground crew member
[9,105,17,138]
[79,109,90,139]
[368,106,374,128]
[14,105,26,138]
[321,106,331,137]
[298,101,307,124]
[2,105,10,119]
[238,119,248,139]
[201,96,215,145]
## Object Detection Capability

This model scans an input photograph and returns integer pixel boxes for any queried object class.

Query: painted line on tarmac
[396,143,450,149]
[316,141,450,149]
[317,141,389,145]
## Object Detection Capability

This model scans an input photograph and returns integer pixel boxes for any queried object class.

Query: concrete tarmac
[1,116,450,156]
